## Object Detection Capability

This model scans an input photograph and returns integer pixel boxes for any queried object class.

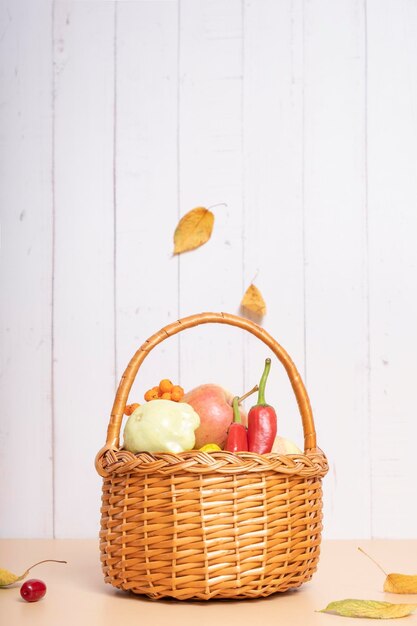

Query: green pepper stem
[232,396,242,424]
[257,358,271,405]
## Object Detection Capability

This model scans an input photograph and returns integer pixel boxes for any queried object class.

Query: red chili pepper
[247,358,277,454]
[224,396,248,452]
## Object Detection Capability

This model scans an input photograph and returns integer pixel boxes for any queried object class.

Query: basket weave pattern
[95,312,328,600]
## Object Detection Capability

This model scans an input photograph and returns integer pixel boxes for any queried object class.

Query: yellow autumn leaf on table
[358,547,417,594]
[173,207,214,254]
[384,574,417,594]
[241,284,266,316]
[319,599,417,619]
[0,568,22,586]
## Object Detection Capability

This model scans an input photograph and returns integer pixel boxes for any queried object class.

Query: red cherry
[20,579,47,602]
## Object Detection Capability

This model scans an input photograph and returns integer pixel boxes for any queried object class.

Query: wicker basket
[95,312,328,601]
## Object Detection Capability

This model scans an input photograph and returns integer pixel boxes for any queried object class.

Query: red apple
[182,384,247,449]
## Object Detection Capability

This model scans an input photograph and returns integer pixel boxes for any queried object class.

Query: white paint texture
[1,0,417,539]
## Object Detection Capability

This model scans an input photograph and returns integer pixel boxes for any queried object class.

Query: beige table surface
[1,539,417,625]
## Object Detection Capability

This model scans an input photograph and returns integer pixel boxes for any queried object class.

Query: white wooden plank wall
[303,0,370,537]
[52,1,115,537]
[367,0,417,538]
[115,1,180,410]
[1,0,417,539]
[178,0,245,396]
[0,0,54,537]
[243,0,306,449]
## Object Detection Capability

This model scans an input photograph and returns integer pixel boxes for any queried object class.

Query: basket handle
[103,311,317,452]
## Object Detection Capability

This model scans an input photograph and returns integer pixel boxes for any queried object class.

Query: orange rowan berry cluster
[144,379,184,402]
[124,403,140,416]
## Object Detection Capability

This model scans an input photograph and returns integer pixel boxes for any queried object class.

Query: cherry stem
[237,385,259,403]
[207,203,228,210]
[357,547,388,576]
[27,559,68,572]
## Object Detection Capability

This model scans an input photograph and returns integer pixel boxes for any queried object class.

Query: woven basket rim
[96,446,328,478]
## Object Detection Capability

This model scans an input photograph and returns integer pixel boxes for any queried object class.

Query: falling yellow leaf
[319,599,417,619]
[384,574,417,594]
[0,559,67,587]
[241,284,266,316]
[173,207,214,254]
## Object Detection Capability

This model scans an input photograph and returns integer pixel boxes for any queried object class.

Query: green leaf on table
[319,599,417,619]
